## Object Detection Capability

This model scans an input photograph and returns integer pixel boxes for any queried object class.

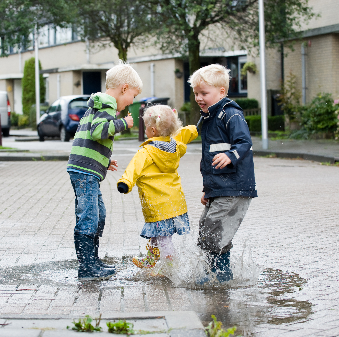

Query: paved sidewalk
[0,130,339,336]
[1,128,339,163]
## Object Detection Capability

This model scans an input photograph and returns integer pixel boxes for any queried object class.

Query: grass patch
[0,146,14,150]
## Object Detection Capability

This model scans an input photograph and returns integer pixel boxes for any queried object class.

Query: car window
[48,100,60,113]
[69,98,89,110]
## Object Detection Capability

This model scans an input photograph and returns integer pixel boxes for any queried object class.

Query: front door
[83,72,101,95]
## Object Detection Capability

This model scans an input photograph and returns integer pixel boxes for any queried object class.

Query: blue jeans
[68,172,106,237]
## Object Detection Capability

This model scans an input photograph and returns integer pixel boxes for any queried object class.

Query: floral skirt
[140,213,190,238]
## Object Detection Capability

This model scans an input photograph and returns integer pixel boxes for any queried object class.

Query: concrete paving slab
[0,312,204,336]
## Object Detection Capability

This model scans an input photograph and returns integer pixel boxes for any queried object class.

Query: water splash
[135,234,261,288]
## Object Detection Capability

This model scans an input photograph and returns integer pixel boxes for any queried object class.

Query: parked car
[37,95,90,142]
[0,91,11,137]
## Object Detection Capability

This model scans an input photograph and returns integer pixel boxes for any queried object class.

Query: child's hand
[124,115,134,128]
[212,153,231,169]
[108,160,118,171]
[201,193,208,206]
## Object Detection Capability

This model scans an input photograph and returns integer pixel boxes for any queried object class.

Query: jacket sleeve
[90,109,127,140]
[173,125,198,144]
[224,111,252,166]
[117,148,153,193]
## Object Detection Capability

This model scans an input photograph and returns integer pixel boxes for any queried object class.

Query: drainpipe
[301,43,307,105]
[150,63,155,97]
[86,38,90,64]
[19,47,22,73]
[57,74,61,99]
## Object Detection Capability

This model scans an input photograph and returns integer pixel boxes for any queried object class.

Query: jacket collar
[200,97,232,119]
[140,136,171,147]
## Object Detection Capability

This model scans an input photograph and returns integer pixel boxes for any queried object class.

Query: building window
[227,56,247,96]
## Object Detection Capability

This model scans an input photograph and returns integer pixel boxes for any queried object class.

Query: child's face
[116,85,139,112]
[193,82,226,113]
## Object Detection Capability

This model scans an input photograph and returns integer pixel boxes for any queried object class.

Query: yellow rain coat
[118,125,198,222]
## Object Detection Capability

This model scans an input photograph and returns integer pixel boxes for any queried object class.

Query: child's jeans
[151,236,174,257]
[198,196,251,254]
[68,172,106,238]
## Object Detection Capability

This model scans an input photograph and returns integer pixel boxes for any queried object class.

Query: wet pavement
[0,131,339,336]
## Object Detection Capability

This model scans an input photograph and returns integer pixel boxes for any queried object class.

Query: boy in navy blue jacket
[189,64,257,283]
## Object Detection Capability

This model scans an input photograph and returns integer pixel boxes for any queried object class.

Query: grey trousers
[198,196,251,254]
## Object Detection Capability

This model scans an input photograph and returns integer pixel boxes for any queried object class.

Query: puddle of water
[0,244,312,335]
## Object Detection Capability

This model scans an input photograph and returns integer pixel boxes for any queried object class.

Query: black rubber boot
[74,234,116,281]
[209,251,233,283]
[94,235,116,271]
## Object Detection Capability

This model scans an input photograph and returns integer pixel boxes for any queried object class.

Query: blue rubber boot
[94,235,116,271]
[210,251,233,283]
[74,234,116,281]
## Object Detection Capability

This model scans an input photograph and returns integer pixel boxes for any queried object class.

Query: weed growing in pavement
[107,320,134,334]
[262,153,277,158]
[205,315,237,337]
[67,314,102,332]
[320,161,339,167]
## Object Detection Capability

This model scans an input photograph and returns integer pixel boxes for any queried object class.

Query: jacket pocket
[212,165,236,175]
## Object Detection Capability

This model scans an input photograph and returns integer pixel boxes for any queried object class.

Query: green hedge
[30,103,49,127]
[245,115,285,132]
[22,57,46,116]
[234,98,259,110]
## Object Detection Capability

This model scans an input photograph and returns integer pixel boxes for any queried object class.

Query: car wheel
[37,126,45,142]
[60,125,71,142]
[2,128,10,137]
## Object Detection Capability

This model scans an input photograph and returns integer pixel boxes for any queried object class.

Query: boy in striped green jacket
[67,61,143,280]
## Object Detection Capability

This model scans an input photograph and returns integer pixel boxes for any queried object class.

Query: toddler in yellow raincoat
[117,105,198,268]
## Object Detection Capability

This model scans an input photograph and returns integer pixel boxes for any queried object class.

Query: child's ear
[220,87,226,97]
[121,84,129,94]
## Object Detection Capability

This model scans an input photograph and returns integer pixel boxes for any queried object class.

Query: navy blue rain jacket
[200,97,257,199]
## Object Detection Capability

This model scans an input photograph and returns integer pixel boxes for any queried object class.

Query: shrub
[18,115,29,127]
[180,102,191,112]
[245,115,285,132]
[30,103,49,127]
[10,112,19,126]
[22,57,46,116]
[268,115,285,131]
[234,98,259,110]
[277,72,301,121]
[301,93,337,134]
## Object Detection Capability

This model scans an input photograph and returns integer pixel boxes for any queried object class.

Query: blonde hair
[106,60,143,94]
[188,64,230,94]
[143,105,183,137]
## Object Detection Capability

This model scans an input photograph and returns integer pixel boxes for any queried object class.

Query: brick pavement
[0,152,339,336]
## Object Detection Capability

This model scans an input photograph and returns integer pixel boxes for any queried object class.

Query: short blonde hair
[188,64,230,94]
[106,60,143,94]
[143,105,182,137]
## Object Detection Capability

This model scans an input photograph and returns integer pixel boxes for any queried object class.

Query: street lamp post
[35,25,40,125]
[259,0,268,150]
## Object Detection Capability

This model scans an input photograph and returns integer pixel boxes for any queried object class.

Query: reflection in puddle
[260,268,313,325]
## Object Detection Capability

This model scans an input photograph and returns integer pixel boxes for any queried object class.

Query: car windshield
[69,98,89,110]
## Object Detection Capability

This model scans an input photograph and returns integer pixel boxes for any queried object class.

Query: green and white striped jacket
[67,92,127,181]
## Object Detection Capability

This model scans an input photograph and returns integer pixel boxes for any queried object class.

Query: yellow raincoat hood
[118,125,198,222]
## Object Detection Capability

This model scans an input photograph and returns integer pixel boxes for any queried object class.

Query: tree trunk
[116,45,131,134]
[188,37,201,125]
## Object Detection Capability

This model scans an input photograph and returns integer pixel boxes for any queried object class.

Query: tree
[76,0,154,132]
[22,57,46,116]
[0,0,77,56]
[148,0,316,123]
[77,0,154,62]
